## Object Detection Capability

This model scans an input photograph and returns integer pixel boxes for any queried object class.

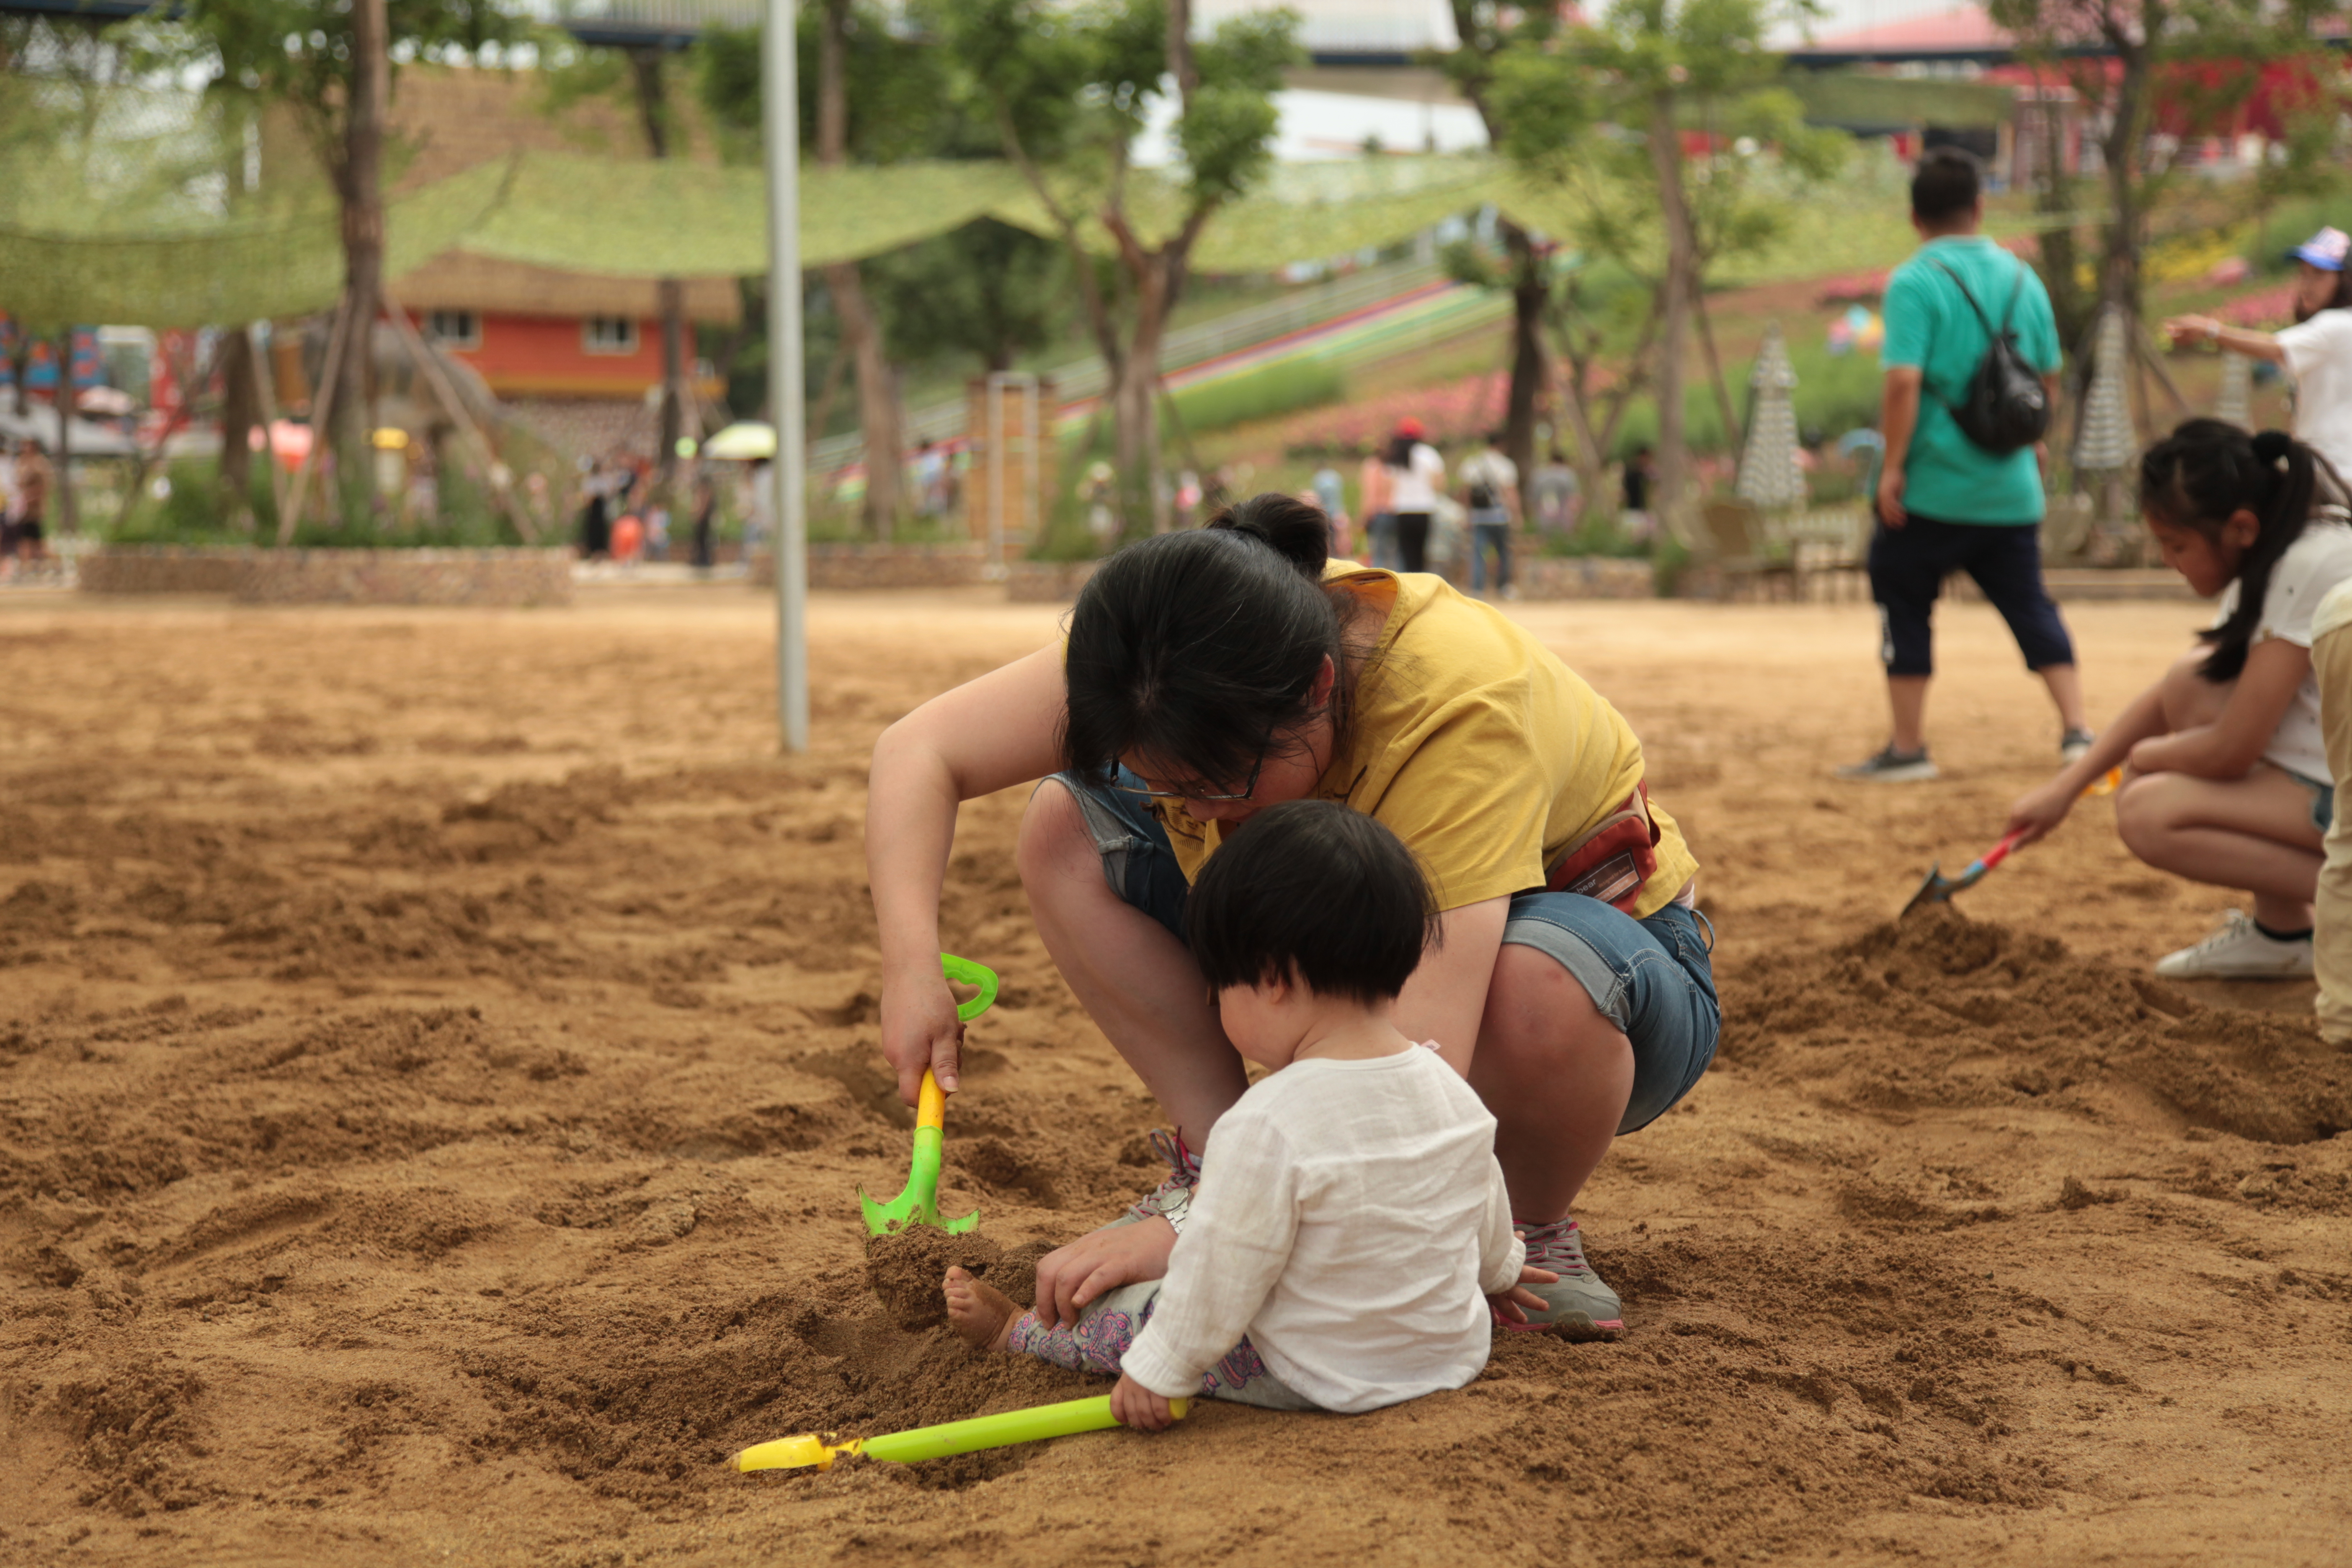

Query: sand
[0,585,2344,1566]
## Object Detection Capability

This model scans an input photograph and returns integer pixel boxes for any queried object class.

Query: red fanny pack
[1545,783,1660,914]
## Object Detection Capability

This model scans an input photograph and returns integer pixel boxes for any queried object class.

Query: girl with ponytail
[869,493,1715,1352]
[2008,419,2352,977]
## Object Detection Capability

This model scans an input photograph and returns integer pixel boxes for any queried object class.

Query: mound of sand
[1729,907,2352,1152]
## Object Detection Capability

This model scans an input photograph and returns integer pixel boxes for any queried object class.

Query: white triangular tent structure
[2074,306,2137,474]
[2216,347,2252,430]
[1736,323,1805,510]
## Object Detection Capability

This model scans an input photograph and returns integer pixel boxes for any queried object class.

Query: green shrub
[1170,357,1346,436]
[108,456,275,544]
[1651,536,1694,597]
[2247,187,2352,276]
[1605,333,1884,460]
[1542,516,1651,559]
[105,453,534,549]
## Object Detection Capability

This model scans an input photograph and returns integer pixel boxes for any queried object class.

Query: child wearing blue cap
[2168,227,2352,479]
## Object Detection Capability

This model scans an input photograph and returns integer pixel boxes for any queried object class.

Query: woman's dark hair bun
[2253,428,2296,469]
[1206,492,1329,579]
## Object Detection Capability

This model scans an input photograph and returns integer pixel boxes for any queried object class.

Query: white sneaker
[2153,910,2315,980]
[2060,728,2097,765]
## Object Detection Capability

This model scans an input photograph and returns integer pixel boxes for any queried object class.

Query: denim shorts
[2285,766,2336,836]
[1047,768,1720,1135]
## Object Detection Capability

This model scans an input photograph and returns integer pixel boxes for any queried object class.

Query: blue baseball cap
[2288,227,2350,272]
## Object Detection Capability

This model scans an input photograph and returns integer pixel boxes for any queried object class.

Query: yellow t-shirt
[1155,568,1698,918]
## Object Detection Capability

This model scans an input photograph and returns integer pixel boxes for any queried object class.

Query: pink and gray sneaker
[1108,1127,1200,1233]
[1510,1218,1624,1338]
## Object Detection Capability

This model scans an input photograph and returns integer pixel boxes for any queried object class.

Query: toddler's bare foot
[944,1266,1019,1353]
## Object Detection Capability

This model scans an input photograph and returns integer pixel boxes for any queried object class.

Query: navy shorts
[1867,511,2074,678]
[1048,769,1720,1135]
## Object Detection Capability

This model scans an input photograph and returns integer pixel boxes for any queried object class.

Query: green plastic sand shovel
[732,1393,1190,1473]
[857,953,996,1236]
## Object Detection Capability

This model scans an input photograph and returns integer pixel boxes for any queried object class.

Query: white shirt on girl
[2277,310,2352,482]
[1119,1043,1525,1415]
[2213,509,2352,781]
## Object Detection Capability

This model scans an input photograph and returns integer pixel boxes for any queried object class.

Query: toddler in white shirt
[944,799,1553,1424]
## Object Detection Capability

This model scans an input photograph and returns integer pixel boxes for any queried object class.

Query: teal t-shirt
[1880,236,2062,525]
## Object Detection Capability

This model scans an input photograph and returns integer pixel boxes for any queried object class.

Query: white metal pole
[764,0,809,752]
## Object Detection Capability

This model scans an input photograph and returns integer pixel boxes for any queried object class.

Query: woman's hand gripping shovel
[858,953,995,1236]
[1898,766,2122,918]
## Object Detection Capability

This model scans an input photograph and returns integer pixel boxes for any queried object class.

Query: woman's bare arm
[2161,316,2291,368]
[866,645,1067,1101]
[1400,895,1509,1074]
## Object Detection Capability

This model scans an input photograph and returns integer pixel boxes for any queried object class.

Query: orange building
[379,67,738,404]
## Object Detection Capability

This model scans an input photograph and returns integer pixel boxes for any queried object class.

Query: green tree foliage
[924,0,1297,537]
[1491,0,1842,531]
[152,0,519,199]
[135,0,527,528]
[1989,0,2343,330]
[1433,0,1564,493]
[694,5,1056,532]
[864,218,1067,376]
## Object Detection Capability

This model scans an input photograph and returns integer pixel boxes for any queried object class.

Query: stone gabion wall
[77,547,253,596]
[81,546,572,607]
[748,543,990,590]
[1004,559,1101,603]
[1001,555,1648,606]
[237,549,573,607]
[1501,556,1656,601]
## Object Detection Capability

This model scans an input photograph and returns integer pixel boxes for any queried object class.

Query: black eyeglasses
[1130,735,1271,804]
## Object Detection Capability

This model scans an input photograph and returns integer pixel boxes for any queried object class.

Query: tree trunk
[628,48,689,496]
[1694,291,1741,456]
[219,325,259,529]
[816,0,901,537]
[2099,40,2151,322]
[337,0,389,526]
[1647,91,1697,540]
[658,279,686,470]
[1502,222,1547,485]
[827,263,903,536]
[51,330,75,536]
[2030,84,2094,364]
[1551,351,1609,530]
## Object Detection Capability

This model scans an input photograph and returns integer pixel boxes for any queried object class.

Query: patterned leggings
[1006,1279,1318,1411]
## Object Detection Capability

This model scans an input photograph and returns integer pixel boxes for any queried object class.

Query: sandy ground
[0,583,2345,1568]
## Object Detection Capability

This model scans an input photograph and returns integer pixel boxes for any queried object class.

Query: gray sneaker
[1511,1218,1624,1339]
[1104,1128,1201,1232]
[2060,728,2097,765]
[1836,743,1938,783]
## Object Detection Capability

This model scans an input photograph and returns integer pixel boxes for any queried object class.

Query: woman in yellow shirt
[867,495,1717,1336]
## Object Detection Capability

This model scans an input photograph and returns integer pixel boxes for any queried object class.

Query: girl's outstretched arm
[2008,679,2169,846]
[2161,316,2291,367]
[867,646,1067,1104]
[2130,637,2310,781]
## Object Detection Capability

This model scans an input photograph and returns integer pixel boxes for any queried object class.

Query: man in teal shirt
[1841,147,2094,782]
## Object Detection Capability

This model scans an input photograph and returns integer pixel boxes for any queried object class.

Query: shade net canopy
[0,160,509,330]
[453,152,1032,277]
[0,141,2092,329]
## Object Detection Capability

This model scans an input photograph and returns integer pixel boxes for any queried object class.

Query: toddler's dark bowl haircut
[1185,800,1440,1005]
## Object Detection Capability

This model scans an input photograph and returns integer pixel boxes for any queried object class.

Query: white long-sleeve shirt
[1119,1045,1525,1415]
